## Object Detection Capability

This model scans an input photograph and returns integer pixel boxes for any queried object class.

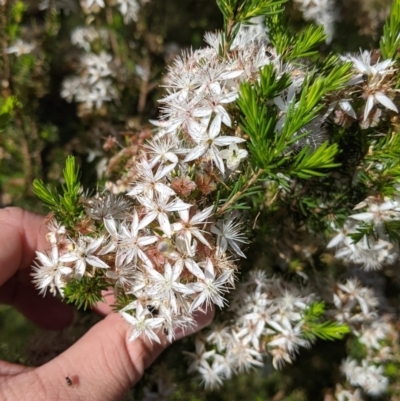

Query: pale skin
[0,207,213,401]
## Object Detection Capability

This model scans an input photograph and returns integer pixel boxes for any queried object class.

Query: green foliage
[238,60,351,178]
[289,25,326,60]
[361,133,400,196]
[348,223,375,244]
[63,274,108,311]
[238,83,278,169]
[216,0,286,23]
[380,0,400,60]
[291,142,340,179]
[266,5,326,61]
[384,220,400,243]
[216,0,286,56]
[302,302,350,341]
[33,156,84,229]
[0,96,19,132]
[217,166,264,214]
[253,64,291,102]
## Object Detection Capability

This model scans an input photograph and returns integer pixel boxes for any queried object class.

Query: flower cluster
[330,279,396,399]
[328,195,400,270]
[294,0,339,43]
[29,1,400,397]
[337,50,398,128]
[61,48,117,114]
[184,271,315,389]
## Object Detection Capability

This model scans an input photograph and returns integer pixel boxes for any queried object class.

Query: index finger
[0,207,48,286]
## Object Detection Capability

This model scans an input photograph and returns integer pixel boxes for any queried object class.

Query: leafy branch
[63,274,108,311]
[216,0,287,56]
[266,5,326,61]
[380,0,400,60]
[33,156,84,229]
[290,142,340,179]
[302,302,350,341]
[216,167,264,215]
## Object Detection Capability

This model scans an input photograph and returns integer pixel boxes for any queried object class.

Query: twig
[216,168,263,216]
[105,3,121,67]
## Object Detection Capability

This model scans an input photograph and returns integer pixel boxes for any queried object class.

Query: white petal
[339,100,357,119]
[138,235,158,246]
[220,70,243,80]
[214,136,245,146]
[155,182,176,196]
[349,212,374,221]
[327,233,344,248]
[138,211,157,229]
[87,255,109,268]
[184,144,208,162]
[364,95,375,121]
[155,163,177,180]
[104,218,118,236]
[185,259,205,279]
[191,205,214,224]
[209,114,222,139]
[374,92,398,113]
[59,254,78,263]
[158,212,171,236]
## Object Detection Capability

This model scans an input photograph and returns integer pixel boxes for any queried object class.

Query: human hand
[0,207,213,401]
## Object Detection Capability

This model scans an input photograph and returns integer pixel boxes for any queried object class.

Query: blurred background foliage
[0,0,397,400]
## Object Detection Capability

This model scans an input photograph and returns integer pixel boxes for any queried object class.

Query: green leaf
[0,96,20,132]
[255,64,291,101]
[384,220,400,243]
[33,156,84,229]
[348,223,375,244]
[63,275,108,311]
[380,0,400,60]
[287,25,326,60]
[291,142,340,179]
[302,302,350,341]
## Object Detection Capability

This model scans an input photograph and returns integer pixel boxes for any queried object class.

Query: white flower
[197,360,225,390]
[147,261,194,313]
[117,211,158,266]
[184,114,245,174]
[350,197,399,225]
[363,90,398,122]
[189,258,231,311]
[6,39,34,56]
[137,190,192,237]
[81,0,105,9]
[127,159,176,199]
[183,338,216,373]
[341,358,388,397]
[341,50,398,120]
[121,303,165,343]
[59,235,109,279]
[168,237,205,278]
[343,50,395,80]
[117,0,140,24]
[219,143,248,170]
[172,206,214,249]
[83,52,113,84]
[144,135,183,167]
[71,27,101,51]
[211,217,248,258]
[32,247,73,296]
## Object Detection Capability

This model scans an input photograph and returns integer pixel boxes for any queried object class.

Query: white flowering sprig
[327,195,400,270]
[185,271,349,389]
[30,0,400,396]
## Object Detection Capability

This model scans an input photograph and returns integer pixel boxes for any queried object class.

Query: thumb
[2,310,213,401]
